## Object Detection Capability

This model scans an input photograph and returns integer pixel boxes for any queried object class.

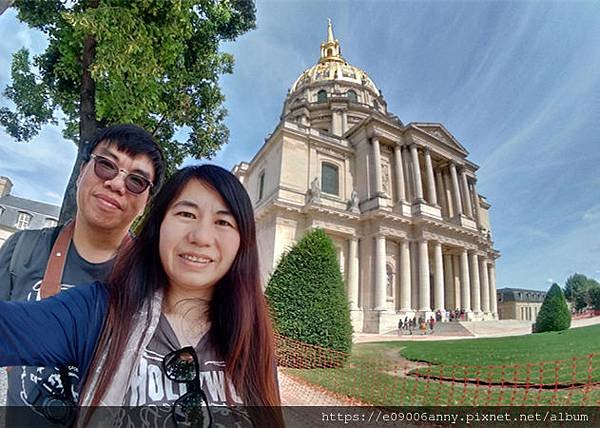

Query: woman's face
[159,179,241,300]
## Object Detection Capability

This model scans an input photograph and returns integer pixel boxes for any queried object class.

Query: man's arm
[0,233,20,301]
[0,282,108,369]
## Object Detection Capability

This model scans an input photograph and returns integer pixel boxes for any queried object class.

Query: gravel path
[0,368,7,405]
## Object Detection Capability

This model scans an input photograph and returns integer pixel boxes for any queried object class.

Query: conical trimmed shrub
[535,283,571,333]
[266,229,353,366]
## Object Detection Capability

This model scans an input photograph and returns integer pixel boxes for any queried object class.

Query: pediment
[411,123,468,155]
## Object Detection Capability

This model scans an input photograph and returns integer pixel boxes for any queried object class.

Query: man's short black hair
[84,124,166,194]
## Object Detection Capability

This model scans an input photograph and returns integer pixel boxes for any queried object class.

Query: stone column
[452,255,461,309]
[444,253,454,310]
[341,111,348,134]
[443,168,454,217]
[470,252,481,313]
[433,241,444,311]
[460,169,473,217]
[393,145,406,202]
[460,249,471,311]
[418,239,431,312]
[403,147,414,202]
[372,137,383,197]
[423,148,437,205]
[489,263,498,316]
[410,241,419,310]
[410,144,424,201]
[449,162,463,215]
[374,235,387,310]
[480,257,490,314]
[347,237,359,310]
[331,109,341,136]
[471,181,482,226]
[435,170,447,216]
[399,239,411,311]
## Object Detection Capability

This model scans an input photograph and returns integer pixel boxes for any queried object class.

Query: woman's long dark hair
[83,165,281,416]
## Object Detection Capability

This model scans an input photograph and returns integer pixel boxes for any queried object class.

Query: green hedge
[266,229,353,366]
[535,283,571,333]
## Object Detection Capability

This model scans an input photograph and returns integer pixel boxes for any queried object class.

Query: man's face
[76,141,155,232]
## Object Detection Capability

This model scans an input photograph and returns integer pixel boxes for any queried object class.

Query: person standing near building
[0,124,165,426]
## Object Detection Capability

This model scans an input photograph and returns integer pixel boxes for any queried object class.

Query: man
[0,124,165,426]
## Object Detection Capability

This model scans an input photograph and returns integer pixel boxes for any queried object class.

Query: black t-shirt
[117,314,252,427]
[0,227,113,426]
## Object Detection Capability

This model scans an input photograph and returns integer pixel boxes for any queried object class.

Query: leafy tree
[564,273,599,311]
[564,273,588,302]
[588,281,600,311]
[535,283,571,333]
[265,229,353,367]
[1,0,255,222]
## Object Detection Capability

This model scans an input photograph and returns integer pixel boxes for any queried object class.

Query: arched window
[321,162,339,196]
[317,90,327,103]
[347,90,357,102]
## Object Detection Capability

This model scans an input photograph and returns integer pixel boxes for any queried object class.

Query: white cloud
[583,204,600,221]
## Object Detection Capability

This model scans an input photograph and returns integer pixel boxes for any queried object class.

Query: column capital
[423,146,432,155]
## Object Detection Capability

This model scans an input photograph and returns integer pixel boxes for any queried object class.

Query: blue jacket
[0,282,108,390]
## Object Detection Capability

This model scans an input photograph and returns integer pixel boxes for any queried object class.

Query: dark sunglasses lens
[173,392,211,428]
[164,349,197,382]
[94,157,118,180]
[125,174,149,194]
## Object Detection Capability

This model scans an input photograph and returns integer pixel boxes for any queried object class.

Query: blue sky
[0,0,599,291]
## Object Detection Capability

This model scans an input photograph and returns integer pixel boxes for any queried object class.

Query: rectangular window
[44,218,58,228]
[321,163,339,196]
[16,212,32,230]
[258,171,265,201]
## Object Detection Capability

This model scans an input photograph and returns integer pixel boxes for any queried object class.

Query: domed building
[233,21,500,333]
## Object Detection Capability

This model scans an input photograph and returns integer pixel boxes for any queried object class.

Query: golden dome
[290,19,379,95]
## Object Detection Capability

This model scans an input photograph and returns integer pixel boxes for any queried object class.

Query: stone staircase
[430,321,475,336]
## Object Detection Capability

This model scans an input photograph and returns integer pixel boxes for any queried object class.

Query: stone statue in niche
[382,163,391,197]
[348,188,360,213]
[307,177,321,203]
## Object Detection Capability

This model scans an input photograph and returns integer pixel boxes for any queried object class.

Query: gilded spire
[327,18,335,43]
[320,18,343,63]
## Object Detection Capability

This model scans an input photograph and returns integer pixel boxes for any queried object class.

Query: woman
[0,165,282,427]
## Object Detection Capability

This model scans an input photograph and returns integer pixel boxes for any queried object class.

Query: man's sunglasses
[163,346,212,428]
[89,154,153,194]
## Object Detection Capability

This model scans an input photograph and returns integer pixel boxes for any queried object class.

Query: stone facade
[0,176,60,247]
[496,288,546,321]
[233,21,500,333]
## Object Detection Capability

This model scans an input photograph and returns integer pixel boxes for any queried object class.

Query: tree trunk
[0,0,15,16]
[58,30,98,224]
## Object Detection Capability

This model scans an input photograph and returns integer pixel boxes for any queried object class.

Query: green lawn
[282,324,600,406]
[387,324,600,366]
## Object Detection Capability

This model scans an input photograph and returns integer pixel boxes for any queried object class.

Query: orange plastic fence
[275,334,600,406]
